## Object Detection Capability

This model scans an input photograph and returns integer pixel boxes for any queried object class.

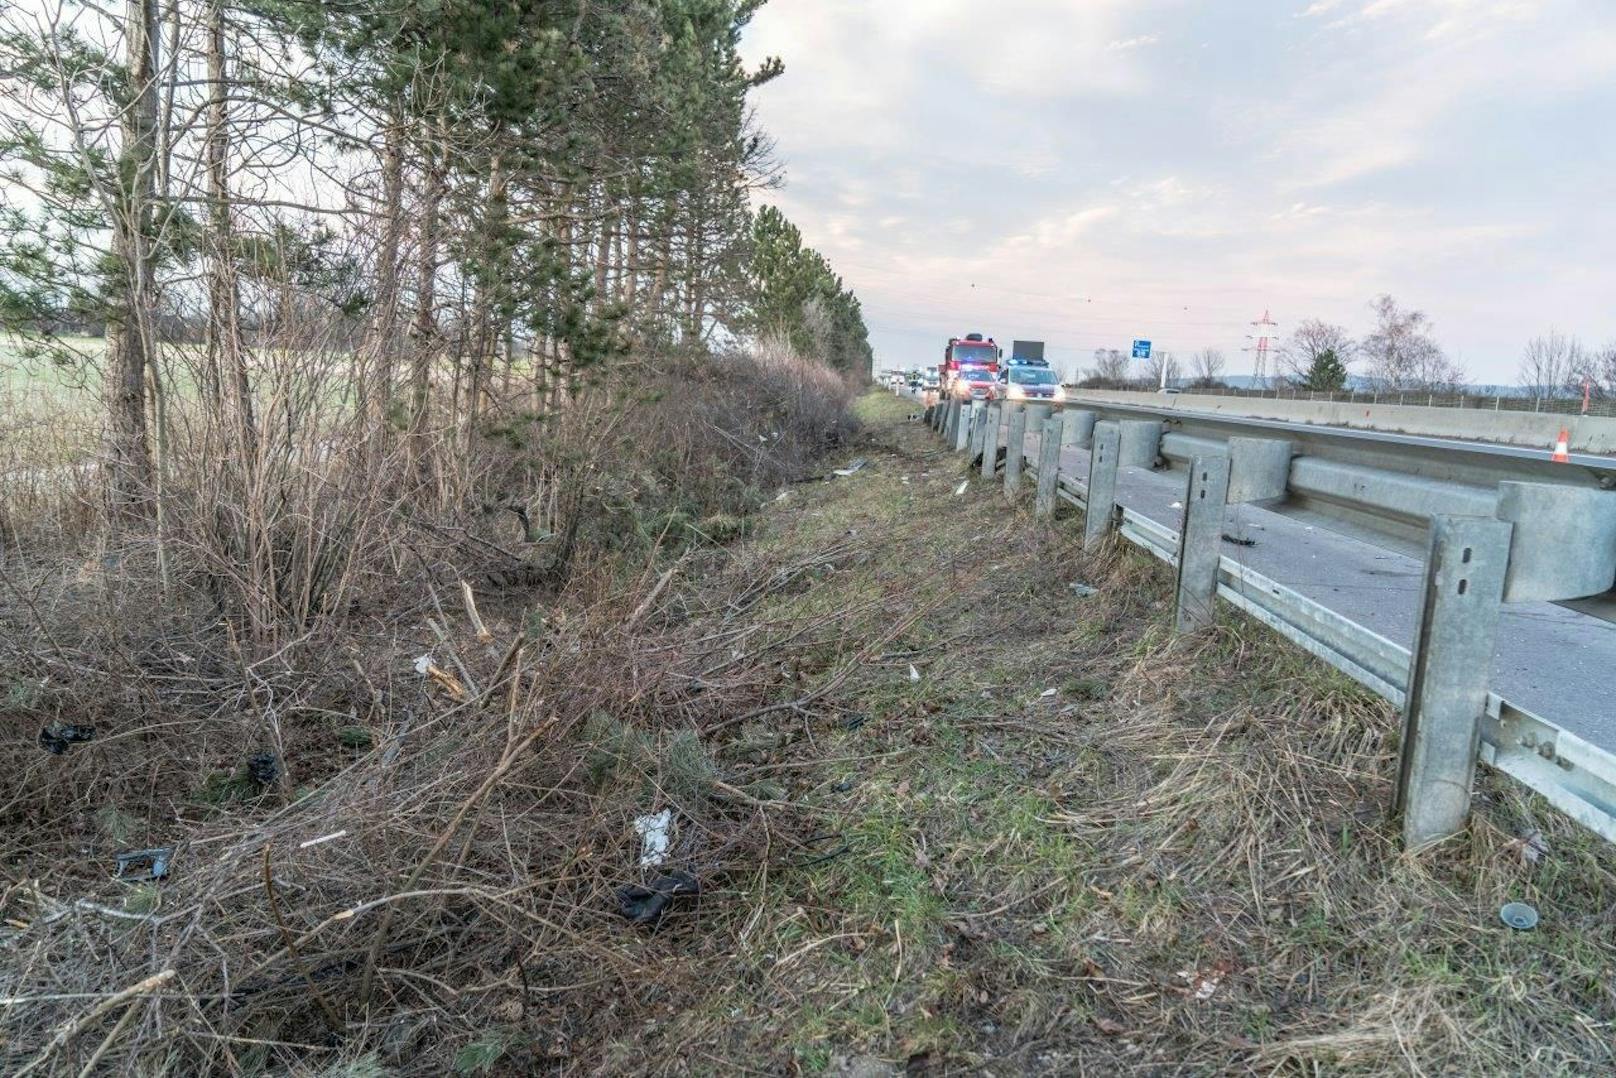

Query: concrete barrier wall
[1065,390,1616,456]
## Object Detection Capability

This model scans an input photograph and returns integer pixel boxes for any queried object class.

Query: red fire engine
[939,333,1001,393]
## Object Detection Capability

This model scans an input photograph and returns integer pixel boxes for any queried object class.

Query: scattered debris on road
[1221,532,1257,547]
[831,458,868,477]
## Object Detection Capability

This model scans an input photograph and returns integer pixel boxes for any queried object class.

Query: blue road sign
[1132,339,1152,359]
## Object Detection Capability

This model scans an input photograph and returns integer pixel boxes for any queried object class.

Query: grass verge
[606,389,1615,1075]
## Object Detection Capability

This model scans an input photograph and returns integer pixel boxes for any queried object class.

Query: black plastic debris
[616,872,699,927]
[1221,533,1257,547]
[245,752,280,786]
[39,724,96,755]
[116,847,174,882]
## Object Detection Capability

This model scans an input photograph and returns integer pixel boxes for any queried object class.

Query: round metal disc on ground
[1499,902,1539,930]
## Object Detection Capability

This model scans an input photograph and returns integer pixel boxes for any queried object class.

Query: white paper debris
[1170,501,1183,509]
[909,664,921,682]
[412,654,433,675]
[1178,968,1225,1001]
[634,809,673,868]
[954,480,969,496]
[1039,688,1057,698]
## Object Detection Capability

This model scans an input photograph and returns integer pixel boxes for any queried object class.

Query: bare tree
[1142,349,1181,388]
[1597,343,1616,396]
[1276,319,1355,385]
[1519,331,1584,400]
[1084,347,1129,384]
[1361,294,1466,392]
[1189,348,1226,386]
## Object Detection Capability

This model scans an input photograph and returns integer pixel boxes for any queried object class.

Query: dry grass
[590,389,1616,1075]
[0,345,857,1075]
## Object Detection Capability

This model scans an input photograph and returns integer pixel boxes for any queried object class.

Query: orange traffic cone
[1551,428,1570,464]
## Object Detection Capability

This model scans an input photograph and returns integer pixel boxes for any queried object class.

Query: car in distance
[1000,364,1063,402]
[952,366,998,403]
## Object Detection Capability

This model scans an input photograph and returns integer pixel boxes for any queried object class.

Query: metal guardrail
[1061,394,1616,623]
[919,389,1616,846]
[1086,382,1616,419]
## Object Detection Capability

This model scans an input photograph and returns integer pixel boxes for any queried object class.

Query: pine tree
[1302,348,1349,392]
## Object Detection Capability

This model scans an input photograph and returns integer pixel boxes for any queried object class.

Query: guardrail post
[976,402,1001,475]
[1062,408,1097,449]
[1494,482,1616,602]
[1173,454,1232,632]
[1003,404,1029,495]
[954,401,974,451]
[1084,422,1121,551]
[1118,419,1164,468]
[1393,516,1514,849]
[970,401,994,468]
[1226,437,1293,504]
[981,402,1005,478]
[1034,415,1064,519]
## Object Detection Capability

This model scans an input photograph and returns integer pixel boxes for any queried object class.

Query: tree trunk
[104,0,160,521]
[465,150,505,445]
[204,0,254,446]
[619,193,640,313]
[408,123,446,456]
[365,95,407,425]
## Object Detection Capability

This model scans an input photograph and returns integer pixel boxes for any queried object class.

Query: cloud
[741,2,1616,380]
[1106,34,1160,52]
[1304,0,1540,39]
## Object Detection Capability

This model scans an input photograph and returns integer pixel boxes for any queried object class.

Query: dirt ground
[604,390,1616,1076]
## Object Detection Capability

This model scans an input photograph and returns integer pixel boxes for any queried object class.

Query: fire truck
[939,333,1001,396]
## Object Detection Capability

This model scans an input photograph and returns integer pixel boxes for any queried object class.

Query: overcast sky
[741,0,1616,383]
